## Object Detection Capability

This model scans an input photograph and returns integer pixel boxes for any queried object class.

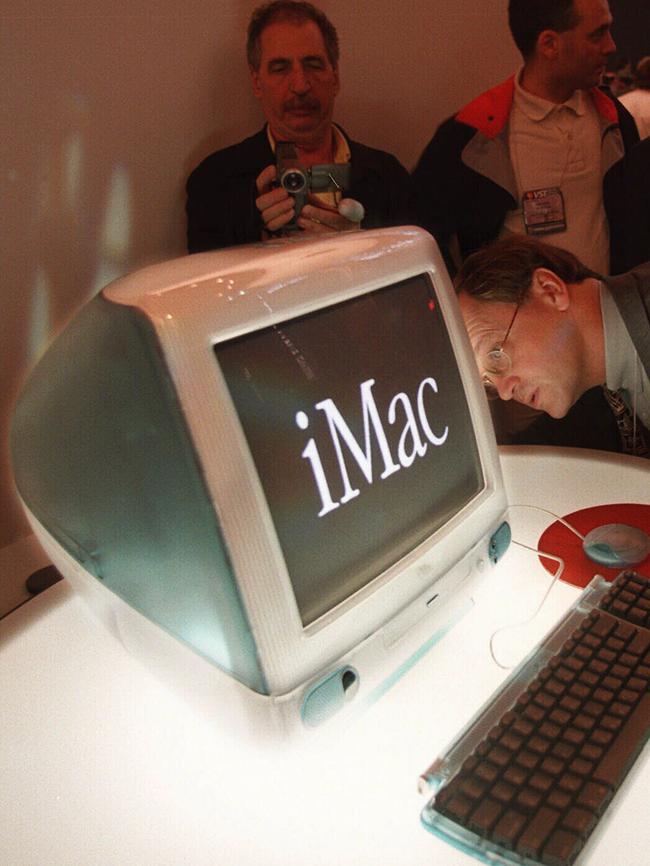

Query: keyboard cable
[489,504,592,670]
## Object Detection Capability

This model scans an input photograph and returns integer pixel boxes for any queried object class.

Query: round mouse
[582,523,650,568]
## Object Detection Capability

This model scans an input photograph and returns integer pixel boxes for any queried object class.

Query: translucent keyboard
[420,570,650,866]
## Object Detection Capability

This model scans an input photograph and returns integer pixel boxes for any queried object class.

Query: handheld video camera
[276,141,351,226]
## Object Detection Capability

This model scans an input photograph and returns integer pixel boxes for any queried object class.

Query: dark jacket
[186,127,413,253]
[604,138,650,273]
[412,76,640,274]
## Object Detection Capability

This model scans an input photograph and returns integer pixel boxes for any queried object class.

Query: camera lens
[281,169,307,194]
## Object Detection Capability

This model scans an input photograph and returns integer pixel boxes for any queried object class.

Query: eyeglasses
[481,303,520,399]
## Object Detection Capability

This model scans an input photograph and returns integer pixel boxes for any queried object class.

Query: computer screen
[216,274,483,626]
[11,227,507,735]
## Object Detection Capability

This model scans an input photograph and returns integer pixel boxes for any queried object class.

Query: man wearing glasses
[456,235,650,456]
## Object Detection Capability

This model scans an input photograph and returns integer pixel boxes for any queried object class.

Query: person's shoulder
[605,262,650,294]
[627,261,650,282]
[414,107,488,166]
[454,76,515,137]
[591,88,640,146]
[187,128,270,184]
[417,75,516,159]
[618,90,637,108]
[603,267,650,341]
[589,86,621,122]
[617,92,641,139]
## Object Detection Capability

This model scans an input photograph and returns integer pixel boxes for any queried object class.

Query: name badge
[522,187,567,236]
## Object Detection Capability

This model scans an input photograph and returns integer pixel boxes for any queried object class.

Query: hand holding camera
[255,141,364,238]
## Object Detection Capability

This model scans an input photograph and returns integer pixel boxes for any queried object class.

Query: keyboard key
[580,743,603,762]
[501,730,524,751]
[460,776,485,801]
[600,714,623,733]
[547,789,571,811]
[488,745,512,767]
[563,727,586,747]
[613,620,636,641]
[542,829,583,866]
[529,735,552,755]
[569,757,593,777]
[529,772,554,793]
[437,791,472,821]
[516,787,543,812]
[540,756,564,776]
[503,764,527,786]
[549,707,572,725]
[492,809,527,847]
[576,781,611,814]
[590,614,615,638]
[517,750,540,771]
[558,773,582,795]
[573,714,595,733]
[590,728,613,747]
[468,797,502,834]
[552,741,576,761]
[475,761,498,784]
[492,780,516,804]
[583,700,604,717]
[563,807,596,835]
[593,692,650,789]
[518,806,561,858]
[596,648,616,664]
[628,630,650,656]
[618,688,639,705]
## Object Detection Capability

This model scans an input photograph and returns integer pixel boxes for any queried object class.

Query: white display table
[1,447,648,866]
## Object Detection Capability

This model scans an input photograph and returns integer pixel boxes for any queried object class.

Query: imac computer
[11,227,509,737]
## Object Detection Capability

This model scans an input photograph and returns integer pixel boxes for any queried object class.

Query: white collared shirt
[601,283,650,428]
[500,70,610,275]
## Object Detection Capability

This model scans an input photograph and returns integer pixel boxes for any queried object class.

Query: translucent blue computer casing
[12,228,507,738]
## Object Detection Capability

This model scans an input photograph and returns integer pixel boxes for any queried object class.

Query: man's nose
[603,32,616,55]
[495,375,517,402]
[289,64,311,93]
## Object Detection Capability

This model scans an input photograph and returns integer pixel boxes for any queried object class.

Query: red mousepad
[537,504,650,588]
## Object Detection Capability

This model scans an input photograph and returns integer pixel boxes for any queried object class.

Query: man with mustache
[186,1,411,252]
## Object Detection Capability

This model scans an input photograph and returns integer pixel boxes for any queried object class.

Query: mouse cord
[488,502,582,670]
[489,542,565,670]
[507,503,585,541]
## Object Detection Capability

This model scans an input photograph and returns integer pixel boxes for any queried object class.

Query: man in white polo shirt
[412,0,639,277]
[500,71,612,277]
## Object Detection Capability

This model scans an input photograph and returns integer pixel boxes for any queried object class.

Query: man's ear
[536,29,561,60]
[531,267,571,311]
[333,66,340,96]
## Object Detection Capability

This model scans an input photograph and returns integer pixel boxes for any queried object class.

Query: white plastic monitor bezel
[103,227,506,695]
